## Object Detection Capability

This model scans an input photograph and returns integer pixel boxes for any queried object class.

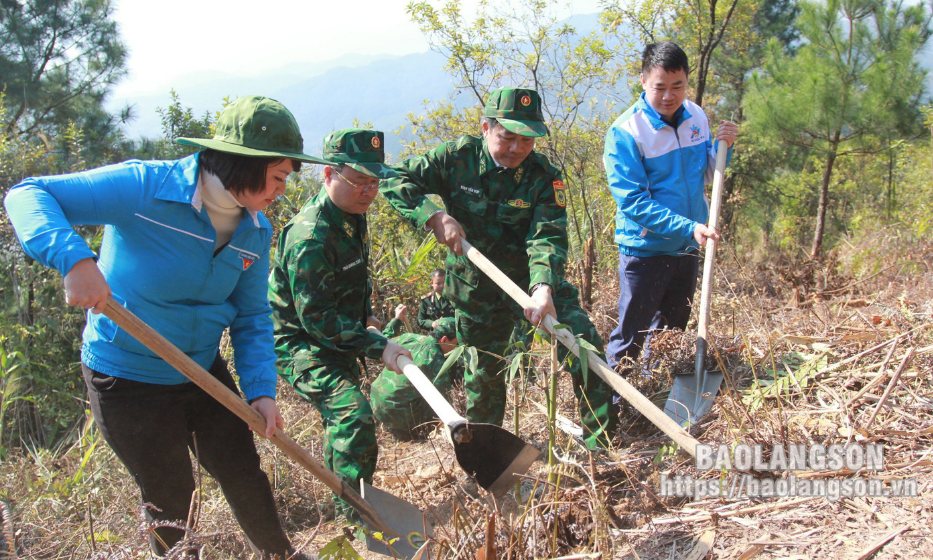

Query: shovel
[458,239,700,457]
[663,145,729,426]
[368,327,540,496]
[103,298,431,560]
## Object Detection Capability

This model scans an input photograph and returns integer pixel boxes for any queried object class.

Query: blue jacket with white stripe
[4,154,277,401]
[603,93,730,257]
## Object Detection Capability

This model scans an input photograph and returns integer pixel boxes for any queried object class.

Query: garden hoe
[458,238,701,458]
[663,145,729,427]
[103,298,432,560]
[368,327,540,496]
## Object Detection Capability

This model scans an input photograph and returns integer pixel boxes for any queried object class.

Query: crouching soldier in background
[380,87,618,450]
[268,129,411,524]
[372,311,462,440]
[417,269,454,332]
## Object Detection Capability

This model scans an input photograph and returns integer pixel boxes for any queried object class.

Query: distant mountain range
[110,10,928,162]
[108,13,611,159]
[108,50,461,158]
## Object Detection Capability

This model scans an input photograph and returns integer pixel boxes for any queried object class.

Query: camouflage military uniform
[370,321,462,436]
[417,291,454,331]
[268,129,396,522]
[381,108,618,449]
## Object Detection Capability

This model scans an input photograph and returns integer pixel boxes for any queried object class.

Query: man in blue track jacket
[602,41,738,374]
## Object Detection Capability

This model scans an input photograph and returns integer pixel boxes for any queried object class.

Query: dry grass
[1,237,931,559]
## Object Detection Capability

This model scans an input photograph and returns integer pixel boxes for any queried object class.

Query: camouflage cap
[176,96,328,164]
[322,129,398,179]
[484,87,549,137]
[433,317,457,340]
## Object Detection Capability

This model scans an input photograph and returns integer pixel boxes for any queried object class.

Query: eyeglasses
[333,168,380,193]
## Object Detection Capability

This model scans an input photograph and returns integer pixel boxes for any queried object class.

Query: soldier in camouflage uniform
[372,313,461,439]
[268,129,411,523]
[417,269,454,332]
[380,87,618,450]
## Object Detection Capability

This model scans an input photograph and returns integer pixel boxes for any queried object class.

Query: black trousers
[606,250,700,369]
[83,355,292,557]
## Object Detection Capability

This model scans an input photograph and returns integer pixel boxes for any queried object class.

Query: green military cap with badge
[433,317,457,339]
[177,95,328,164]
[322,129,398,179]
[485,87,549,138]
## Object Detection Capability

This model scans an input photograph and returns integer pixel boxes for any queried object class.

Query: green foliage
[0,95,96,454]
[0,0,128,152]
[155,90,216,159]
[652,442,680,465]
[743,351,828,412]
[404,0,630,271]
[744,0,932,257]
[318,534,364,560]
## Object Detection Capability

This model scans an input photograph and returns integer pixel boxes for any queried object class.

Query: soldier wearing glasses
[268,129,410,524]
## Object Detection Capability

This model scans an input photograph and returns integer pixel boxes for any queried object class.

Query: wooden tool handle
[459,239,699,457]
[367,327,468,433]
[102,298,388,532]
[695,146,729,376]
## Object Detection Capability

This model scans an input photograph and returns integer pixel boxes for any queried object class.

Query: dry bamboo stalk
[736,544,766,560]
[683,530,716,560]
[846,342,899,406]
[814,325,931,380]
[864,347,915,430]
[852,527,908,560]
[846,337,897,386]
[652,497,819,524]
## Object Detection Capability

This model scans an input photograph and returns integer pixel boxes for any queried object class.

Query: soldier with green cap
[4,95,322,558]
[268,128,411,525]
[417,268,454,332]
[371,311,462,440]
[380,87,618,450]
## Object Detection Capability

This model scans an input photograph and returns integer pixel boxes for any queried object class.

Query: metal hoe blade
[366,328,542,496]
[451,423,541,496]
[362,482,434,560]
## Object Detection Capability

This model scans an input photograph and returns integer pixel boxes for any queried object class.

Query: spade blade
[451,423,540,496]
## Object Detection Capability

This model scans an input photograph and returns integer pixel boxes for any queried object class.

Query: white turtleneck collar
[196,170,244,250]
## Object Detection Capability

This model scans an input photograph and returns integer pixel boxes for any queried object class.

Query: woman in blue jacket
[4,96,325,558]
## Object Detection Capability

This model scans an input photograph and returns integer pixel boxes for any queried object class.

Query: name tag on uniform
[459,185,481,196]
[342,258,363,271]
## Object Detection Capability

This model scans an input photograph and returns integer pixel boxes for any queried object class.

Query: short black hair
[198,149,301,196]
[641,41,690,76]
[430,329,456,343]
[431,269,446,278]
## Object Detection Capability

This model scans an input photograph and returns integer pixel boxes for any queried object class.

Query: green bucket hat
[484,87,549,137]
[176,95,328,164]
[321,129,398,179]
[433,317,457,340]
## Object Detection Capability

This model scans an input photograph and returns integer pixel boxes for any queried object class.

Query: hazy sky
[110,0,602,99]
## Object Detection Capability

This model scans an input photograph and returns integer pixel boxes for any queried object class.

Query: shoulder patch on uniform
[451,134,483,151]
[552,179,566,208]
